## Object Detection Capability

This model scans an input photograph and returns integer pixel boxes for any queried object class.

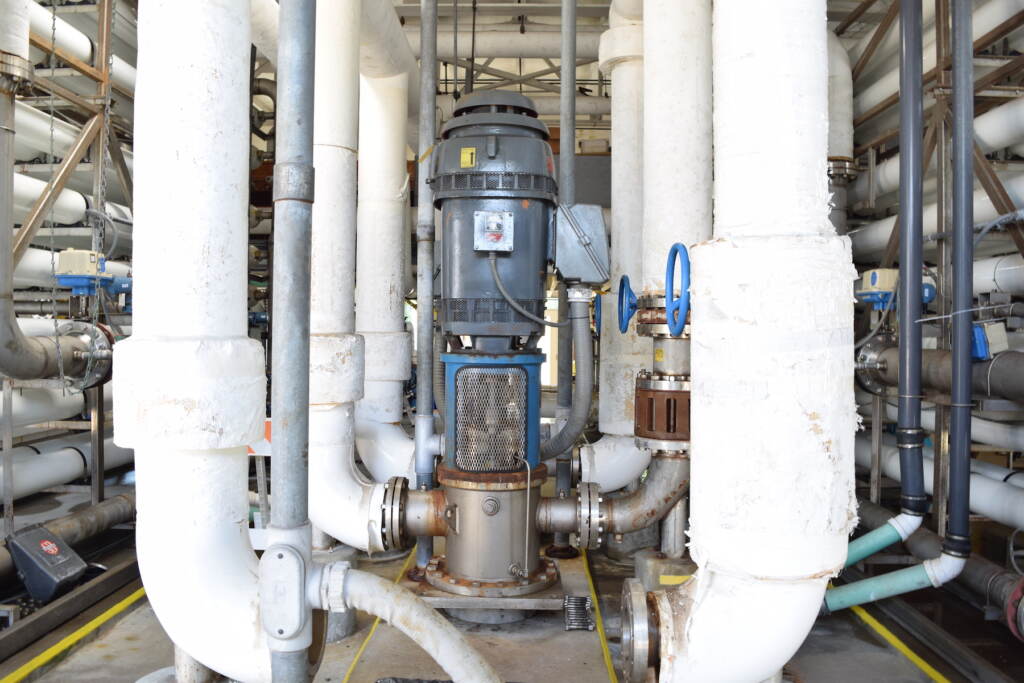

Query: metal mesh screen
[455,366,527,472]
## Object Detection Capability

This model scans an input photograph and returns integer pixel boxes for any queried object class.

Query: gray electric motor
[431,91,557,351]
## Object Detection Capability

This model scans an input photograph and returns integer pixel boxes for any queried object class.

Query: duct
[406,29,601,60]
[603,454,689,534]
[851,96,1024,206]
[0,434,131,502]
[855,434,1024,531]
[437,94,609,120]
[113,0,271,679]
[872,347,1024,403]
[974,252,1024,294]
[849,171,1024,258]
[27,1,136,94]
[853,0,1024,121]
[306,0,387,555]
[644,3,858,679]
[641,0,711,293]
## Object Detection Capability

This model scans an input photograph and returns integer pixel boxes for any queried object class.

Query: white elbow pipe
[114,1,269,679]
[355,419,415,481]
[579,435,652,492]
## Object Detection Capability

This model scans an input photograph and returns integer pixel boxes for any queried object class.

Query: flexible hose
[488,253,568,328]
[342,569,501,683]
[540,297,593,458]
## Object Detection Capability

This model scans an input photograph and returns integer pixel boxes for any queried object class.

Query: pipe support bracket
[273,162,315,203]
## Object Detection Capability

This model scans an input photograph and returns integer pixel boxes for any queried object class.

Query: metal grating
[443,297,544,324]
[455,366,527,472]
[432,172,557,195]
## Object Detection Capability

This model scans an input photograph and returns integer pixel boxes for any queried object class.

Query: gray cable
[488,253,568,328]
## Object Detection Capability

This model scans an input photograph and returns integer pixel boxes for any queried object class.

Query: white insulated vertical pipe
[640,0,712,292]
[828,32,855,161]
[114,1,270,680]
[308,0,388,554]
[581,1,650,491]
[655,2,858,679]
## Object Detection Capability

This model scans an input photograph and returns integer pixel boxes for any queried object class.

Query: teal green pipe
[845,522,902,567]
[825,564,932,613]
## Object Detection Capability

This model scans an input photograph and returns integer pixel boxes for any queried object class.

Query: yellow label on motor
[460,147,477,168]
[659,574,692,586]
[654,348,665,362]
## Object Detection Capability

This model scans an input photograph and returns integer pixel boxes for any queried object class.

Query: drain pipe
[413,0,441,571]
[0,3,104,385]
[846,0,929,569]
[307,0,388,555]
[619,3,858,680]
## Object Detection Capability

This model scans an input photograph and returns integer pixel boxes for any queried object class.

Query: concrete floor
[32,552,945,683]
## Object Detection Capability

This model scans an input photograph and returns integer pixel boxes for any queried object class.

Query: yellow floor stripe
[1,587,147,683]
[581,550,618,683]
[341,548,417,683]
[850,604,950,683]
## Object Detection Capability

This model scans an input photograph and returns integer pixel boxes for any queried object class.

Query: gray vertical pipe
[270,0,315,678]
[414,0,439,570]
[946,0,973,557]
[896,0,929,518]
[553,284,573,551]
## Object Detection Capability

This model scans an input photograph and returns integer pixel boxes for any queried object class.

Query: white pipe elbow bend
[579,435,652,492]
[355,418,415,481]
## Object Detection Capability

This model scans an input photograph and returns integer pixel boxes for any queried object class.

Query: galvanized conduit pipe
[539,294,593,459]
[947,0,975,560]
[856,498,1024,639]
[413,0,439,571]
[265,0,315,677]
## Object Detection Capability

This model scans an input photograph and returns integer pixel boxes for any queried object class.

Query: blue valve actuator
[665,243,690,337]
[618,275,637,333]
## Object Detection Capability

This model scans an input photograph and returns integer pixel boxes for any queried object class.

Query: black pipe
[896,0,928,516]
[947,0,974,557]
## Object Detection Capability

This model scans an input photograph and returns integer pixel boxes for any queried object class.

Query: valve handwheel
[617,274,638,334]
[665,243,690,338]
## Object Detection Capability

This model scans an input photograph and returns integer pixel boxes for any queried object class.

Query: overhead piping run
[0,0,109,386]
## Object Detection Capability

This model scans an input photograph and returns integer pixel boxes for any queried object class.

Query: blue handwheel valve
[618,274,638,334]
[665,243,691,338]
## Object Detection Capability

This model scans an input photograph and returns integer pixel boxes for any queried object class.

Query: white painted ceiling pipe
[975,252,1024,295]
[851,96,1024,205]
[0,434,131,501]
[406,29,601,60]
[828,31,854,160]
[656,3,857,679]
[113,1,270,679]
[436,93,610,120]
[847,1,938,85]
[308,0,389,554]
[27,1,136,94]
[853,0,1024,120]
[641,0,712,293]
[850,171,1024,258]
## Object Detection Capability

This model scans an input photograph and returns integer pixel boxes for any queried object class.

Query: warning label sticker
[460,147,477,168]
[39,539,59,556]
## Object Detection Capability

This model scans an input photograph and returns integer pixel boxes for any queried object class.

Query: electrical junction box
[55,249,104,277]
[857,268,899,294]
[983,321,1010,356]
[473,210,514,252]
[8,525,87,602]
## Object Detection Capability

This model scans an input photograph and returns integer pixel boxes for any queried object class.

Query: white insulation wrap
[713,2,830,240]
[658,2,858,680]
[641,0,712,291]
[115,1,268,680]
[828,31,854,160]
[1,0,30,60]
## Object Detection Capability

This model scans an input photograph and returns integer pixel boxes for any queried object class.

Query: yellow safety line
[850,604,950,683]
[341,548,417,683]
[581,550,618,683]
[2,587,147,683]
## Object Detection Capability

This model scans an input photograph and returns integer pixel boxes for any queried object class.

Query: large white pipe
[974,252,1024,295]
[855,434,1024,531]
[851,96,1024,204]
[114,1,270,679]
[13,101,134,173]
[828,31,854,160]
[854,0,1024,120]
[6,386,85,428]
[850,171,1024,257]
[1,0,30,60]
[13,172,86,225]
[847,2,938,84]
[658,3,857,679]
[27,1,136,94]
[641,0,711,292]
[0,434,131,501]
[970,457,1024,489]
[406,29,601,60]
[14,247,129,289]
[308,0,388,554]
[872,400,1024,459]
[436,93,610,120]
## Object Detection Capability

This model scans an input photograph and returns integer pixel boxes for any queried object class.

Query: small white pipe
[828,31,854,160]
[578,435,651,492]
[27,1,136,94]
[855,434,1024,531]
[0,434,131,501]
[974,252,1024,295]
[851,96,1024,205]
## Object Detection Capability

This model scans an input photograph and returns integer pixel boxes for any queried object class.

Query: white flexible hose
[342,569,501,683]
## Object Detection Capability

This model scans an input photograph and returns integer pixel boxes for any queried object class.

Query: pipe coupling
[577,482,605,549]
[273,162,315,203]
[317,560,352,614]
[567,285,595,304]
[0,53,32,90]
[381,476,409,551]
[58,321,114,389]
[621,578,657,683]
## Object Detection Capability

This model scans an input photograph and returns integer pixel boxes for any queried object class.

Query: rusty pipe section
[605,453,689,534]
[404,488,448,538]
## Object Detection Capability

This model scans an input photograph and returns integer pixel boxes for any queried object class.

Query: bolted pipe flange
[577,482,605,549]
[381,476,409,551]
[58,321,114,389]
[855,333,894,396]
[0,53,32,92]
[621,578,654,683]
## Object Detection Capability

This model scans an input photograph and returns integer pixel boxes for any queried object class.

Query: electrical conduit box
[8,525,87,602]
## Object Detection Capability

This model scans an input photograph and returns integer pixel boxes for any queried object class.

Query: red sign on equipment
[39,539,59,555]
